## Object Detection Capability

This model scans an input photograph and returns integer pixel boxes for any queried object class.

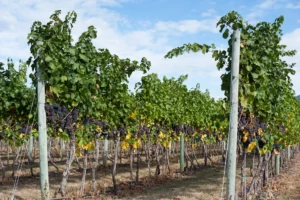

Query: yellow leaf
[133,139,142,149]
[125,133,131,140]
[81,141,95,151]
[258,128,263,136]
[76,144,82,157]
[129,112,136,119]
[158,131,164,139]
[19,133,25,138]
[96,126,102,133]
[121,141,129,150]
[162,140,168,147]
[72,101,78,107]
[247,142,256,153]
[242,135,248,143]
[133,141,138,149]
[243,130,249,136]
[260,147,267,155]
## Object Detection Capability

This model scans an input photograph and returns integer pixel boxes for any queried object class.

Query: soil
[0,150,299,200]
[262,153,300,200]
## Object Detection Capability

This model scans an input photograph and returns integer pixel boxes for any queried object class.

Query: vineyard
[0,10,300,200]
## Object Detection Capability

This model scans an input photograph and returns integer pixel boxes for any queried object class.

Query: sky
[0,0,299,99]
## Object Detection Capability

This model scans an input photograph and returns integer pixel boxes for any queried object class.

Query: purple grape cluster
[138,126,151,137]
[238,105,268,148]
[45,103,78,134]
[0,131,4,140]
[18,124,32,135]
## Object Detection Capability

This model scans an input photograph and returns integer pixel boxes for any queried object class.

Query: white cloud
[201,8,216,17]
[154,18,219,35]
[246,0,283,24]
[2,0,298,99]
[286,3,300,9]
[10,0,300,99]
[246,11,262,24]
[1,0,299,99]
[0,0,221,94]
[282,28,300,95]
[0,0,132,59]
[96,0,123,6]
[258,0,277,9]
[125,47,224,98]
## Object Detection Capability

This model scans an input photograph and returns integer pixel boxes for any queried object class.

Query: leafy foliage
[165,11,300,152]
[0,59,36,145]
[1,10,299,156]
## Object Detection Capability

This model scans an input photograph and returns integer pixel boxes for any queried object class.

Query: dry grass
[0,150,299,200]
[266,154,300,200]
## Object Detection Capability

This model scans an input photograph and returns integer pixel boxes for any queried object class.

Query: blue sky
[0,0,299,98]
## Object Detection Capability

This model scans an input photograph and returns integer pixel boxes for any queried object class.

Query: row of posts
[275,145,292,175]
[31,30,292,200]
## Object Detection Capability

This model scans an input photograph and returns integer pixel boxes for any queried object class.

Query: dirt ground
[0,151,299,200]
[264,153,300,200]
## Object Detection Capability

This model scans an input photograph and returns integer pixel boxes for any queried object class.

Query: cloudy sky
[0,0,299,98]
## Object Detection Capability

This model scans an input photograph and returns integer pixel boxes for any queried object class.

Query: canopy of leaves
[164,10,300,149]
[0,59,35,122]
[27,10,151,130]
[134,73,228,134]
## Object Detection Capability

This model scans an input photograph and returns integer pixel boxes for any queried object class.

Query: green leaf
[251,73,259,79]
[69,48,76,55]
[240,96,248,108]
[79,54,88,62]
[45,56,53,62]
[50,86,60,96]
[61,76,68,82]
[49,62,56,69]
[202,45,207,54]
[223,29,229,39]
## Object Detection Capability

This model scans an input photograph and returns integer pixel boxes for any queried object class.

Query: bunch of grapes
[18,123,32,135]
[0,130,5,140]
[83,117,106,128]
[184,125,195,136]
[172,124,183,134]
[238,105,268,148]
[277,125,287,134]
[117,127,127,137]
[137,126,151,137]
[45,103,79,134]
[104,131,114,140]
[105,129,123,140]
